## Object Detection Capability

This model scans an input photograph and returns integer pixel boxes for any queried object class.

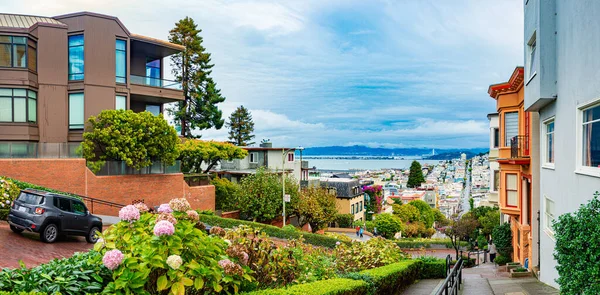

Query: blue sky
[6,0,524,148]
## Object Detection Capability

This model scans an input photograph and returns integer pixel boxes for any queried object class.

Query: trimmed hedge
[395,238,468,249]
[244,278,369,295]
[199,214,348,248]
[4,177,82,200]
[358,260,422,295]
[420,260,446,279]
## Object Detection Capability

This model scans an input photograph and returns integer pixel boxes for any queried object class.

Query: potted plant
[506,262,521,271]
[510,267,532,278]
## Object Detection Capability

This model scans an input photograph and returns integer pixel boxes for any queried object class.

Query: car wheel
[9,225,24,234]
[86,226,100,243]
[40,224,58,243]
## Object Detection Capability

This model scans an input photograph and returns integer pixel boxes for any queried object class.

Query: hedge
[395,238,468,249]
[419,260,446,279]
[198,214,349,248]
[4,177,82,200]
[358,260,422,295]
[243,278,369,295]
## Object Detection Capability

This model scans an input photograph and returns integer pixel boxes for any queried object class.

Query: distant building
[216,141,301,183]
[319,178,365,222]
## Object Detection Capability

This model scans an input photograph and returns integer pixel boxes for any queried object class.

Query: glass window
[68,35,84,80]
[0,89,36,123]
[545,197,555,234]
[146,104,160,116]
[583,104,600,168]
[351,204,354,214]
[72,201,86,215]
[69,93,84,129]
[0,44,10,67]
[529,40,536,77]
[506,174,518,207]
[13,44,26,67]
[17,192,44,205]
[493,128,499,148]
[0,36,35,68]
[504,112,519,147]
[28,45,36,71]
[57,198,71,212]
[146,58,161,87]
[116,95,126,110]
[250,152,257,163]
[493,170,500,191]
[115,39,126,83]
[545,120,554,164]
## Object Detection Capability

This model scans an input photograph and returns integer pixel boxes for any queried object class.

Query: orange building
[488,67,539,268]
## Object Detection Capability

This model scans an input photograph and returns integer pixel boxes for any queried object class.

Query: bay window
[0,35,35,69]
[506,173,518,207]
[0,88,37,123]
[504,112,519,147]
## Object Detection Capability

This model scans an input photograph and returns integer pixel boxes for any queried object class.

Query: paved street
[0,221,100,268]
[460,262,559,295]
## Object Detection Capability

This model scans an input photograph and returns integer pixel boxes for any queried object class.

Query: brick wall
[0,159,215,215]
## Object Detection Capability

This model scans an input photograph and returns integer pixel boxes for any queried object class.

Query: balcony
[131,75,181,90]
[498,135,530,165]
[129,75,184,103]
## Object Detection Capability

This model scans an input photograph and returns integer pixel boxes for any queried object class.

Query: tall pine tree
[168,17,225,138]
[226,105,255,146]
[407,160,425,188]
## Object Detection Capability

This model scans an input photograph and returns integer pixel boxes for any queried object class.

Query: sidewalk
[460,262,559,295]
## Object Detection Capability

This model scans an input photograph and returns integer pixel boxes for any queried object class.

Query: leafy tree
[226,105,255,146]
[210,177,241,211]
[81,110,179,173]
[334,214,354,228]
[433,208,449,227]
[444,213,479,259]
[554,192,600,294]
[179,140,247,173]
[409,200,435,228]
[469,198,474,211]
[407,160,425,188]
[294,187,338,233]
[478,209,500,237]
[470,205,497,220]
[169,17,225,138]
[492,222,512,258]
[236,167,299,222]
[392,204,420,223]
[373,213,404,239]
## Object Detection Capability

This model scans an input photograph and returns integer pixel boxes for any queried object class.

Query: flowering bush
[156,212,178,225]
[186,210,199,221]
[118,205,140,222]
[169,198,191,212]
[334,237,409,273]
[157,203,173,213]
[0,177,20,217]
[133,202,150,213]
[95,198,251,295]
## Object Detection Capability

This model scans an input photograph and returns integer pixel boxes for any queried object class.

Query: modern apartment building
[0,12,183,157]
[216,141,302,184]
[524,0,600,288]
[488,66,540,272]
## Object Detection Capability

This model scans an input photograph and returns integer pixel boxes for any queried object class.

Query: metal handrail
[510,135,529,158]
[130,74,182,90]
[75,193,126,214]
[435,255,463,295]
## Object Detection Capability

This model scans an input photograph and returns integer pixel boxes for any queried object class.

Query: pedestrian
[359,227,364,238]
[488,239,497,263]
[355,225,360,237]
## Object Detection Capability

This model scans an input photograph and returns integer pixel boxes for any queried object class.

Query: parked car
[8,189,102,243]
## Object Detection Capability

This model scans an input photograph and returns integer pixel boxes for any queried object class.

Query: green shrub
[4,177,82,201]
[335,214,354,228]
[0,251,111,294]
[513,267,528,273]
[0,292,61,295]
[243,278,369,295]
[493,254,510,266]
[554,192,600,294]
[373,213,403,239]
[394,238,468,249]
[359,260,422,295]
[333,237,409,273]
[199,214,347,248]
[281,224,299,232]
[352,220,374,232]
[417,257,446,279]
[492,222,512,257]
[211,177,242,211]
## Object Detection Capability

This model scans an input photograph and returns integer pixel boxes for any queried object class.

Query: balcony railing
[510,135,529,158]
[0,142,81,159]
[95,160,181,176]
[130,75,182,90]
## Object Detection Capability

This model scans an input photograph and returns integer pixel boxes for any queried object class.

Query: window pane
[27,90,36,99]
[504,112,519,146]
[583,120,600,167]
[69,93,84,129]
[116,39,126,51]
[13,97,26,122]
[506,174,517,190]
[116,95,126,110]
[146,105,160,116]
[494,171,500,191]
[27,46,36,71]
[0,97,11,122]
[28,98,36,122]
[0,89,11,96]
[68,35,84,46]
[13,89,26,97]
[115,50,126,83]
[12,44,25,67]
[12,37,26,44]
[507,191,518,207]
[583,105,600,123]
[0,44,10,67]
[0,35,9,43]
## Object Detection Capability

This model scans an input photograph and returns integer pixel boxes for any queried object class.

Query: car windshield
[17,192,44,205]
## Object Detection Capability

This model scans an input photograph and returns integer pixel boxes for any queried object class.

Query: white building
[524,0,600,288]
[487,113,500,206]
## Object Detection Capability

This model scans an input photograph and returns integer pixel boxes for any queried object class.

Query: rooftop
[0,13,65,28]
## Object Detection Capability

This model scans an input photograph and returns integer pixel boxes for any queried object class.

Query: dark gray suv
[8,189,103,243]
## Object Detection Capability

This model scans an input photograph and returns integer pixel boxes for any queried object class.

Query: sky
[5,0,524,149]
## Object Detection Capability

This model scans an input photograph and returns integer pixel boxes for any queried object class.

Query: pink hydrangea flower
[336,241,341,246]
[169,198,191,212]
[118,205,140,222]
[102,249,124,270]
[157,203,172,214]
[154,220,175,236]
[186,210,199,221]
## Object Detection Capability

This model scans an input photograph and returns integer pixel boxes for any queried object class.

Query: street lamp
[282,146,304,226]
